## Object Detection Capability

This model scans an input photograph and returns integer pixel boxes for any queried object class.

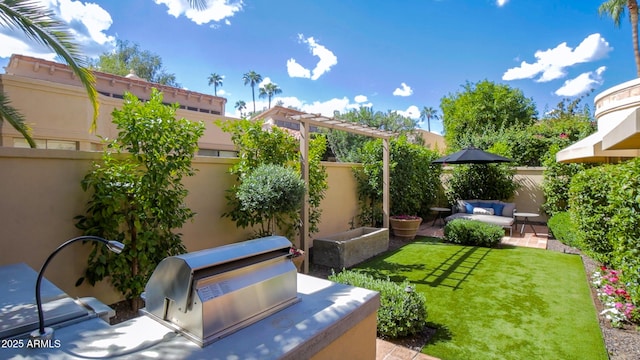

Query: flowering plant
[289,246,304,258]
[591,266,639,328]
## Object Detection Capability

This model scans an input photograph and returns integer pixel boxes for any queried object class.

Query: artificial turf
[353,237,607,360]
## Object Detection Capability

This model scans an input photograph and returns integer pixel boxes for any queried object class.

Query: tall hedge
[568,158,640,305]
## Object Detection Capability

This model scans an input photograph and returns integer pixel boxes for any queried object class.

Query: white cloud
[354,95,368,103]
[287,34,338,80]
[0,0,115,59]
[228,95,361,118]
[396,105,420,119]
[555,66,606,97]
[393,82,413,97]
[502,33,612,82]
[496,0,509,6]
[259,77,273,87]
[154,0,243,25]
[287,59,312,78]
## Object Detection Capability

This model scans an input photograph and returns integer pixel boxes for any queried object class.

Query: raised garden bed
[313,227,389,269]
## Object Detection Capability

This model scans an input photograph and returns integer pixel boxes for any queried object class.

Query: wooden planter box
[313,227,389,269]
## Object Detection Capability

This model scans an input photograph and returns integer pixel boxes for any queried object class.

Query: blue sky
[1,0,637,134]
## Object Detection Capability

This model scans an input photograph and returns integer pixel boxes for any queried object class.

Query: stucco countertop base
[1,273,380,360]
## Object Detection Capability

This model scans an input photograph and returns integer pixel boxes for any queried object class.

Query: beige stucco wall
[0,147,546,304]
[0,148,363,304]
[0,67,236,152]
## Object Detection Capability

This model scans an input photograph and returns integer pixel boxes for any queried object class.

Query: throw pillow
[473,207,495,215]
[464,202,475,213]
[492,203,505,216]
[478,202,492,208]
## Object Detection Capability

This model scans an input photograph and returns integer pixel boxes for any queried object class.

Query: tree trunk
[630,0,640,77]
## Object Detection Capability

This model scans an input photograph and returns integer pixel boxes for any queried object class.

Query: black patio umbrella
[432,146,514,164]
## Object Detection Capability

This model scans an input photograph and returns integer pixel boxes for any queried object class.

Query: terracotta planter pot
[389,217,422,240]
[292,256,304,272]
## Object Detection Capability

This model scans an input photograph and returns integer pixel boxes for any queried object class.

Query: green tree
[91,40,179,86]
[0,0,98,147]
[75,88,204,310]
[420,106,439,132]
[217,118,328,241]
[236,164,305,236]
[234,100,247,117]
[327,107,420,162]
[259,82,282,109]
[441,80,537,150]
[354,137,442,226]
[207,72,223,96]
[599,0,640,76]
[242,70,262,114]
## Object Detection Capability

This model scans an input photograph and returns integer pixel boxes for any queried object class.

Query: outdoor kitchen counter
[1,274,380,360]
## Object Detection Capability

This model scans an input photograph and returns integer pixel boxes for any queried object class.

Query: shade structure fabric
[432,146,513,164]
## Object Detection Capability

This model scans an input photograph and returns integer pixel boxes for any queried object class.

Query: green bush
[354,136,442,226]
[75,89,204,308]
[236,163,305,237]
[568,165,616,263]
[328,270,427,338]
[567,158,640,306]
[547,212,578,247]
[445,163,518,204]
[444,219,504,247]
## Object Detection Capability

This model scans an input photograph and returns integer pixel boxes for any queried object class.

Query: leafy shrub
[236,164,305,236]
[354,136,441,226]
[218,118,328,240]
[568,165,616,264]
[328,270,427,338]
[568,158,640,306]
[547,212,578,247]
[444,163,518,205]
[75,89,204,309]
[444,219,504,247]
[541,145,593,216]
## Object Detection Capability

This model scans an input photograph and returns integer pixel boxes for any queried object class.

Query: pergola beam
[290,113,396,273]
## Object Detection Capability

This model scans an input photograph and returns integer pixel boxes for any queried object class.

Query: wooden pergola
[288,113,396,273]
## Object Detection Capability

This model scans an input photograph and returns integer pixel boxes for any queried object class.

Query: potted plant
[389,214,423,239]
[290,246,305,272]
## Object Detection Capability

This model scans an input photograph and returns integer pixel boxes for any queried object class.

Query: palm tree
[207,73,223,96]
[599,0,640,77]
[0,0,207,148]
[234,100,247,117]
[0,0,99,147]
[420,106,439,132]
[258,83,283,109]
[242,70,262,114]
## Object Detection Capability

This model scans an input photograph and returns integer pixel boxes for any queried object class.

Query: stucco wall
[0,148,363,304]
[0,148,546,304]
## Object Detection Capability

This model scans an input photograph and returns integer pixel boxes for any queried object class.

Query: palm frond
[598,0,627,27]
[0,91,36,148]
[0,0,99,130]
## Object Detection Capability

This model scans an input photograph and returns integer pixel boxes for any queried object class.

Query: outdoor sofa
[445,200,516,235]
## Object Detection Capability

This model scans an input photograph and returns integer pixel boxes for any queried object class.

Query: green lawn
[353,237,607,360]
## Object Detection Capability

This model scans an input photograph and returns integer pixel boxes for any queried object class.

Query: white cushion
[473,207,494,215]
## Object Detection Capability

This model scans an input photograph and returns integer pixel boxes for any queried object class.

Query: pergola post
[299,121,310,274]
[291,113,396,274]
[382,138,390,228]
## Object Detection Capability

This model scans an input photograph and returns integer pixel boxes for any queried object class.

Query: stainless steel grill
[142,236,299,347]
